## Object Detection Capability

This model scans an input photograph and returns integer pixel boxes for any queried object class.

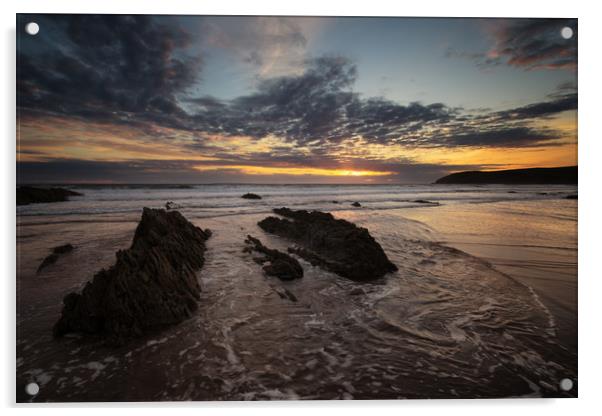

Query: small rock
[37,244,75,273]
[244,235,303,281]
[165,201,179,210]
[565,194,578,200]
[53,243,74,254]
[17,186,82,206]
[351,202,361,207]
[274,287,298,302]
[241,193,262,200]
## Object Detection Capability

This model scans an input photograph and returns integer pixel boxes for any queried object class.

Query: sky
[16,15,577,184]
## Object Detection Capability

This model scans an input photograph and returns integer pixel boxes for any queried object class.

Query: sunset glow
[193,165,395,177]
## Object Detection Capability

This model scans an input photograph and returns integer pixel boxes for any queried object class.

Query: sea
[16,183,578,401]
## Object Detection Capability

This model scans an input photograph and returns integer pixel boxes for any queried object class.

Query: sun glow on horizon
[192,164,394,177]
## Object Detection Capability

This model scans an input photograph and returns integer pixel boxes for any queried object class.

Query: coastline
[16,184,578,401]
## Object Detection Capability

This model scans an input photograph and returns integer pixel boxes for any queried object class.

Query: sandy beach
[16,184,577,401]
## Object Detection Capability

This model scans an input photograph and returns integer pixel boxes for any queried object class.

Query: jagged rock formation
[17,186,82,205]
[258,208,397,281]
[244,235,303,281]
[37,244,74,273]
[241,193,262,200]
[53,208,211,344]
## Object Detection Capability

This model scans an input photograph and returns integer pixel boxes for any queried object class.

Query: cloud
[199,16,311,77]
[17,15,577,160]
[18,14,201,125]
[489,19,577,71]
[439,126,560,148]
[490,92,577,121]
[449,18,577,71]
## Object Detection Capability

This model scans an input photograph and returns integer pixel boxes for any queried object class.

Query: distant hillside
[435,166,577,185]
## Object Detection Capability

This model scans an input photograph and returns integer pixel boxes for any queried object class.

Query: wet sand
[398,199,577,353]
[17,200,577,401]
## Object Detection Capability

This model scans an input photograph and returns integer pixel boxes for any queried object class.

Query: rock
[412,199,437,204]
[53,208,211,344]
[332,200,339,204]
[258,208,397,281]
[351,201,361,207]
[37,244,75,273]
[241,193,262,200]
[244,235,303,281]
[165,201,179,210]
[565,194,578,200]
[276,287,298,302]
[17,186,82,206]
[53,243,74,254]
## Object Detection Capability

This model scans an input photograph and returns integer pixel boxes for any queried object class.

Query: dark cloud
[490,93,577,121]
[449,18,577,71]
[17,14,201,124]
[17,159,201,184]
[491,19,577,71]
[17,15,576,154]
[440,126,559,148]
[226,56,358,142]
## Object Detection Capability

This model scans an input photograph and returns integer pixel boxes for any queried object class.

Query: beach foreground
[16,184,577,401]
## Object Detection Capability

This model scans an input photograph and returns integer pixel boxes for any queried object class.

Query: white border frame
[3,1,601,414]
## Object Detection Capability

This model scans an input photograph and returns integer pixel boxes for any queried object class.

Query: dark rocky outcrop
[244,235,303,281]
[17,186,82,206]
[258,208,397,281]
[37,244,74,273]
[241,193,262,200]
[565,194,578,200]
[412,200,438,205]
[351,201,361,207]
[435,166,577,185]
[53,208,211,344]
